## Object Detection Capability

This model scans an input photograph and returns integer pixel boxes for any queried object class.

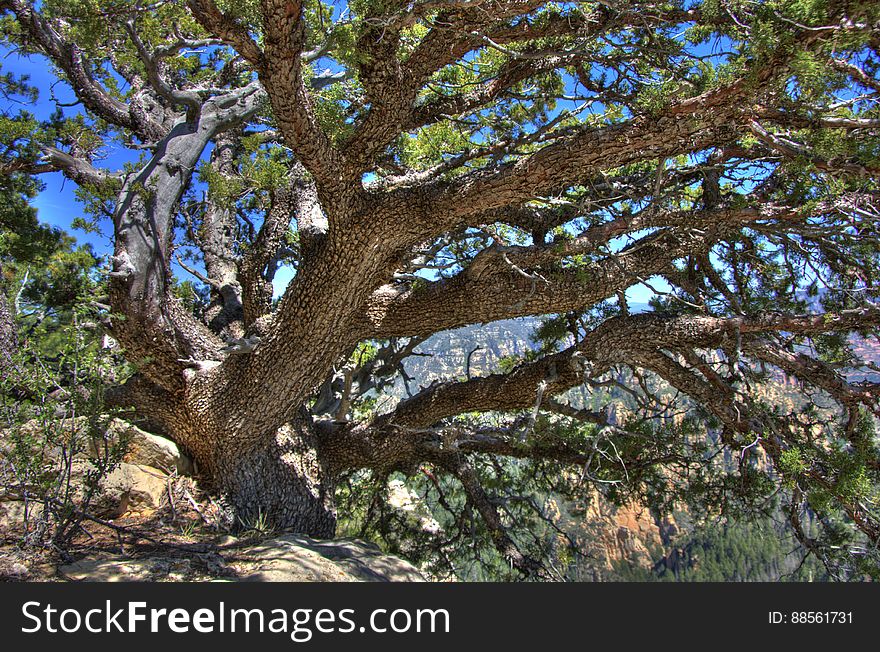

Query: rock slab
[59,534,425,582]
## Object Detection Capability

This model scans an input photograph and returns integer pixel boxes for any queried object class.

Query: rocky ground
[2,416,673,582]
[0,419,424,582]
[1,525,425,582]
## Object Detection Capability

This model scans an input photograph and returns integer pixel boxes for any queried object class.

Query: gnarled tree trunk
[118,374,338,536]
[211,415,336,536]
[0,271,15,368]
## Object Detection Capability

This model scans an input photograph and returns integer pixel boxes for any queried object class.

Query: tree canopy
[1,0,879,579]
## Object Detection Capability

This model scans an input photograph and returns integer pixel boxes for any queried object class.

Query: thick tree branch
[256,0,344,185]
[360,224,725,339]
[361,307,880,432]
[3,0,165,141]
[185,0,264,66]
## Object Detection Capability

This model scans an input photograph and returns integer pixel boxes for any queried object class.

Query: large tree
[2,0,879,576]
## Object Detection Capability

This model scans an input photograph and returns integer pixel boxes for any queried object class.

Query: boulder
[58,534,425,582]
[2,417,192,476]
[105,420,192,475]
[95,463,168,517]
[1,461,168,525]
[232,535,425,582]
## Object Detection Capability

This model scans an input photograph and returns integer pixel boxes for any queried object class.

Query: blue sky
[2,45,129,251]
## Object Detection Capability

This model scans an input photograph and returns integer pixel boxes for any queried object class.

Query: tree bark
[0,269,16,369]
[111,375,338,537]
[184,413,337,536]
[214,416,337,536]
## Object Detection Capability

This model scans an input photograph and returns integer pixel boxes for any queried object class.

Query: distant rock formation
[551,490,679,580]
